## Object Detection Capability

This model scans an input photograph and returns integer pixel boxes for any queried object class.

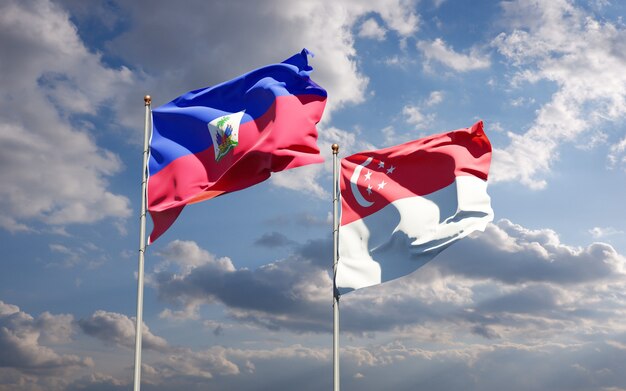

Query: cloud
[609,136,626,169]
[589,226,624,239]
[131,343,332,391]
[265,211,332,229]
[334,338,626,391]
[490,0,626,188]
[105,0,418,116]
[75,311,243,388]
[48,242,108,268]
[149,239,332,332]
[74,309,331,389]
[417,38,490,72]
[269,165,329,199]
[382,53,418,69]
[0,0,132,232]
[253,232,295,248]
[358,18,387,41]
[436,219,625,285]
[146,216,626,341]
[0,301,91,374]
[54,217,626,389]
[152,239,236,275]
[402,105,434,128]
[140,346,240,382]
[425,91,444,106]
[395,91,443,142]
[64,372,128,391]
[78,311,169,352]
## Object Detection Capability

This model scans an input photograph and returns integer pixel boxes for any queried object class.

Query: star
[364,170,372,181]
[378,160,385,168]
[377,180,387,190]
[366,184,373,195]
[386,165,396,174]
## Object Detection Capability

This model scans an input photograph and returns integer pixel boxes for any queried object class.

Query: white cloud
[79,310,168,352]
[358,18,387,41]
[0,301,91,376]
[77,310,244,384]
[109,0,419,117]
[426,90,444,106]
[145,216,626,340]
[48,242,108,268]
[609,136,626,169]
[390,91,444,144]
[383,55,416,68]
[0,0,133,232]
[436,219,626,285]
[143,347,240,380]
[510,96,535,107]
[226,344,328,363]
[153,240,236,274]
[270,165,329,199]
[49,216,626,389]
[490,0,626,187]
[400,91,444,133]
[65,372,127,390]
[150,238,333,333]
[402,105,433,128]
[417,38,490,72]
[589,226,624,239]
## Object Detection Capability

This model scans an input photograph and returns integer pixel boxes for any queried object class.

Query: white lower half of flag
[336,176,493,291]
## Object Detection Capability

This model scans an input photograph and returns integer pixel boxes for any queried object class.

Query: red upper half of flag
[340,121,491,226]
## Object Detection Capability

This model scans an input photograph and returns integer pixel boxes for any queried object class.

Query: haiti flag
[147,49,327,244]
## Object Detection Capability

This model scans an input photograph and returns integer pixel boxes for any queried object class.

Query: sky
[1,0,626,390]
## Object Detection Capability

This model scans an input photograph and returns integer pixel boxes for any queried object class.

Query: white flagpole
[332,143,340,391]
[133,95,151,391]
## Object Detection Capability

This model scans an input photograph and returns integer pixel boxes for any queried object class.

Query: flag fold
[336,121,493,291]
[147,49,327,243]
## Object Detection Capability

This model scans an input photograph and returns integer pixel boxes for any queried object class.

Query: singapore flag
[336,121,493,292]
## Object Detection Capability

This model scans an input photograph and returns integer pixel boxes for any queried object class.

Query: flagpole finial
[144,95,151,105]
[332,144,339,154]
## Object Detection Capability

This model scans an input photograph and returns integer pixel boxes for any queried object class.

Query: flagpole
[332,143,340,391]
[133,95,151,391]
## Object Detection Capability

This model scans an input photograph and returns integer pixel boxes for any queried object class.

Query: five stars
[358,158,397,200]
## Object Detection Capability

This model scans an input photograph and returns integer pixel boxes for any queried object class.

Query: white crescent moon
[350,157,374,208]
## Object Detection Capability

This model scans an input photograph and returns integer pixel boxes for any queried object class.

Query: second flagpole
[332,143,340,391]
